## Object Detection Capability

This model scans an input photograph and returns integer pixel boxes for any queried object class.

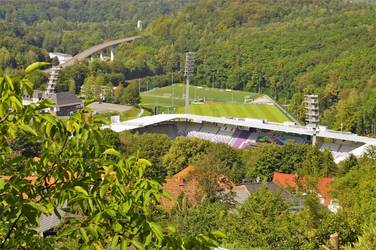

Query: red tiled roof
[161,166,234,209]
[161,166,199,209]
[272,173,297,189]
[272,173,334,207]
[174,165,194,179]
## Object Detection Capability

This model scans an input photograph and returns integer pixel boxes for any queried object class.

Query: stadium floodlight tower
[184,52,195,114]
[305,94,320,146]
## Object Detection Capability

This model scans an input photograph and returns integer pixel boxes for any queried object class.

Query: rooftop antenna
[184,52,195,114]
[305,94,320,146]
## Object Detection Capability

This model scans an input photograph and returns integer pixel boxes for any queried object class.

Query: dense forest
[1,0,375,136]
[0,0,198,67]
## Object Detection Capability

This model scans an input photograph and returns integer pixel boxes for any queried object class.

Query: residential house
[24,91,83,116]
[272,172,340,212]
[232,182,303,211]
[49,92,83,116]
[161,166,234,209]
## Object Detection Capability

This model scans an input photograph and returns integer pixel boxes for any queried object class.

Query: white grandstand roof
[109,114,376,145]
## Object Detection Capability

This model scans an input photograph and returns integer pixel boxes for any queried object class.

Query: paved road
[88,102,133,114]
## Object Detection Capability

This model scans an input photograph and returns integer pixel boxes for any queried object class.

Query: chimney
[178,176,185,186]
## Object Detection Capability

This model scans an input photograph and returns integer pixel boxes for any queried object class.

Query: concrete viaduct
[45,36,141,92]
[49,35,142,71]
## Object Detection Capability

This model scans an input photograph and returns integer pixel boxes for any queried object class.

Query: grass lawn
[176,103,290,123]
[141,84,256,109]
[141,84,291,122]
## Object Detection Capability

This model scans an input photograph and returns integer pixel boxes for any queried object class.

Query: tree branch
[0,210,23,248]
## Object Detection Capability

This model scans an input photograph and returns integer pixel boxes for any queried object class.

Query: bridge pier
[100,51,104,61]
[110,47,115,62]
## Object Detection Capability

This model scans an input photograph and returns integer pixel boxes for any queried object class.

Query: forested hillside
[0,0,198,64]
[0,0,198,24]
[115,0,376,135]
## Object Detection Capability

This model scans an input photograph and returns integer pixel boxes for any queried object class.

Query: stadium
[108,113,376,164]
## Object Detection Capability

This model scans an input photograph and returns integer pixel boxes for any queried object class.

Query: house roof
[245,182,295,200]
[49,92,82,107]
[233,182,300,206]
[272,173,334,206]
[161,166,200,209]
[161,166,234,209]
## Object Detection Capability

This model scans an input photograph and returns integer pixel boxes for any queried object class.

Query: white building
[137,20,144,31]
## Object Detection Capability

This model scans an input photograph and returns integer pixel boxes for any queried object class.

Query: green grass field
[141,84,291,122]
[141,84,255,108]
[176,103,290,123]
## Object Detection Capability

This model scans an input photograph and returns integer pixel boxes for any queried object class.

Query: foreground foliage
[0,64,222,249]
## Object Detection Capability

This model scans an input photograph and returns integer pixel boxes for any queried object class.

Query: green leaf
[105,209,116,217]
[74,186,89,196]
[42,114,57,125]
[22,79,34,95]
[5,74,14,90]
[80,245,90,250]
[0,179,5,190]
[148,221,164,241]
[57,227,76,238]
[84,99,96,106]
[112,222,122,233]
[211,230,226,239]
[138,159,152,168]
[103,148,121,158]
[0,103,7,117]
[87,225,99,239]
[26,201,49,214]
[92,212,103,224]
[45,122,54,137]
[25,62,50,74]
[93,116,109,125]
[19,123,38,136]
[130,239,144,250]
[79,228,89,243]
[167,225,176,234]
[144,233,152,246]
[99,184,109,199]
[10,96,22,112]
[120,202,131,215]
[110,234,119,250]
[120,240,128,250]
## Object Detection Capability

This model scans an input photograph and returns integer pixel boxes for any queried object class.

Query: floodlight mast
[184,52,195,114]
[305,94,320,146]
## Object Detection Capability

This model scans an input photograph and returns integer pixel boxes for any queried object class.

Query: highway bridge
[60,35,141,68]
[46,36,141,72]
[45,35,141,91]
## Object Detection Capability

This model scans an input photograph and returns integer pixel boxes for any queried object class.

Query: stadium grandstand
[108,114,376,164]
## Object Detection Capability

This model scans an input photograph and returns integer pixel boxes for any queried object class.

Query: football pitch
[141,84,291,122]
[176,103,290,123]
[141,84,254,107]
